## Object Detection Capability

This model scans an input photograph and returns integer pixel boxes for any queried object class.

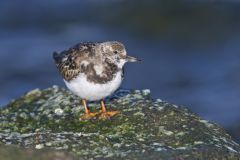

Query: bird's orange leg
[79,99,98,120]
[99,99,119,120]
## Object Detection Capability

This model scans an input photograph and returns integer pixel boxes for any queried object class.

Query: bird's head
[100,41,140,68]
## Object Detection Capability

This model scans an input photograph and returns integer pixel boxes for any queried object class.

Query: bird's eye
[114,51,118,54]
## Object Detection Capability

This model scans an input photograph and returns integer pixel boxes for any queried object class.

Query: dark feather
[53,51,61,64]
[53,42,122,83]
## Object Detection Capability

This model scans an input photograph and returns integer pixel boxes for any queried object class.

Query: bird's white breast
[64,71,122,101]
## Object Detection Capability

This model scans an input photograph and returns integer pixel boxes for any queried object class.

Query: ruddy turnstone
[53,41,139,120]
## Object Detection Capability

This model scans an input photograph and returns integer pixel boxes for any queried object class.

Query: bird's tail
[53,51,62,64]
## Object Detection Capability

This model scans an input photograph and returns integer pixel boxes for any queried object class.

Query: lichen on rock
[0,86,239,159]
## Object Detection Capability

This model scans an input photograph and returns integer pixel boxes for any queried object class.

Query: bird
[53,41,139,120]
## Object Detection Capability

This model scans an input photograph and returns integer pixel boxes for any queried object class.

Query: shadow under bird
[53,41,139,120]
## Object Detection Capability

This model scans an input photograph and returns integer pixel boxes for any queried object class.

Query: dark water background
[1,1,240,142]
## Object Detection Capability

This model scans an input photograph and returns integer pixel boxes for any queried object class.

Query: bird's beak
[126,55,141,62]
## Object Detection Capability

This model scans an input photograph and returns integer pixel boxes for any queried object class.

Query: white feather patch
[80,60,89,67]
[64,71,122,101]
[62,57,68,62]
[93,65,103,75]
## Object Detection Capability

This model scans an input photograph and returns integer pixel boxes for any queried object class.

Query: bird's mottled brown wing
[53,42,98,81]
[55,54,81,81]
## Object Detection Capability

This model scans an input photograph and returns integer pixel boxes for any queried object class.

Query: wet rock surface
[0,86,239,159]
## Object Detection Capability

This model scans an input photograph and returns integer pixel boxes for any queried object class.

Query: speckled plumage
[53,41,138,101]
[53,42,125,82]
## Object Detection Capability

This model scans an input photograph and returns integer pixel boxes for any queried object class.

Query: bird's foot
[98,111,120,120]
[79,112,99,120]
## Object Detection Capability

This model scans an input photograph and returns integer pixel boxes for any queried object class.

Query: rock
[0,86,239,159]
[0,144,76,160]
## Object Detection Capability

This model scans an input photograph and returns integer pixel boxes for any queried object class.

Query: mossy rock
[0,86,239,159]
[0,144,76,160]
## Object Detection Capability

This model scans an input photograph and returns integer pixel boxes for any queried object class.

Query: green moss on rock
[0,86,239,159]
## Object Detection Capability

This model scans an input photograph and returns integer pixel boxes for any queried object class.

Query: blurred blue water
[1,1,240,141]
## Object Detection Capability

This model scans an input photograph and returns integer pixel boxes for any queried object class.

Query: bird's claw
[98,111,120,120]
[79,112,99,120]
